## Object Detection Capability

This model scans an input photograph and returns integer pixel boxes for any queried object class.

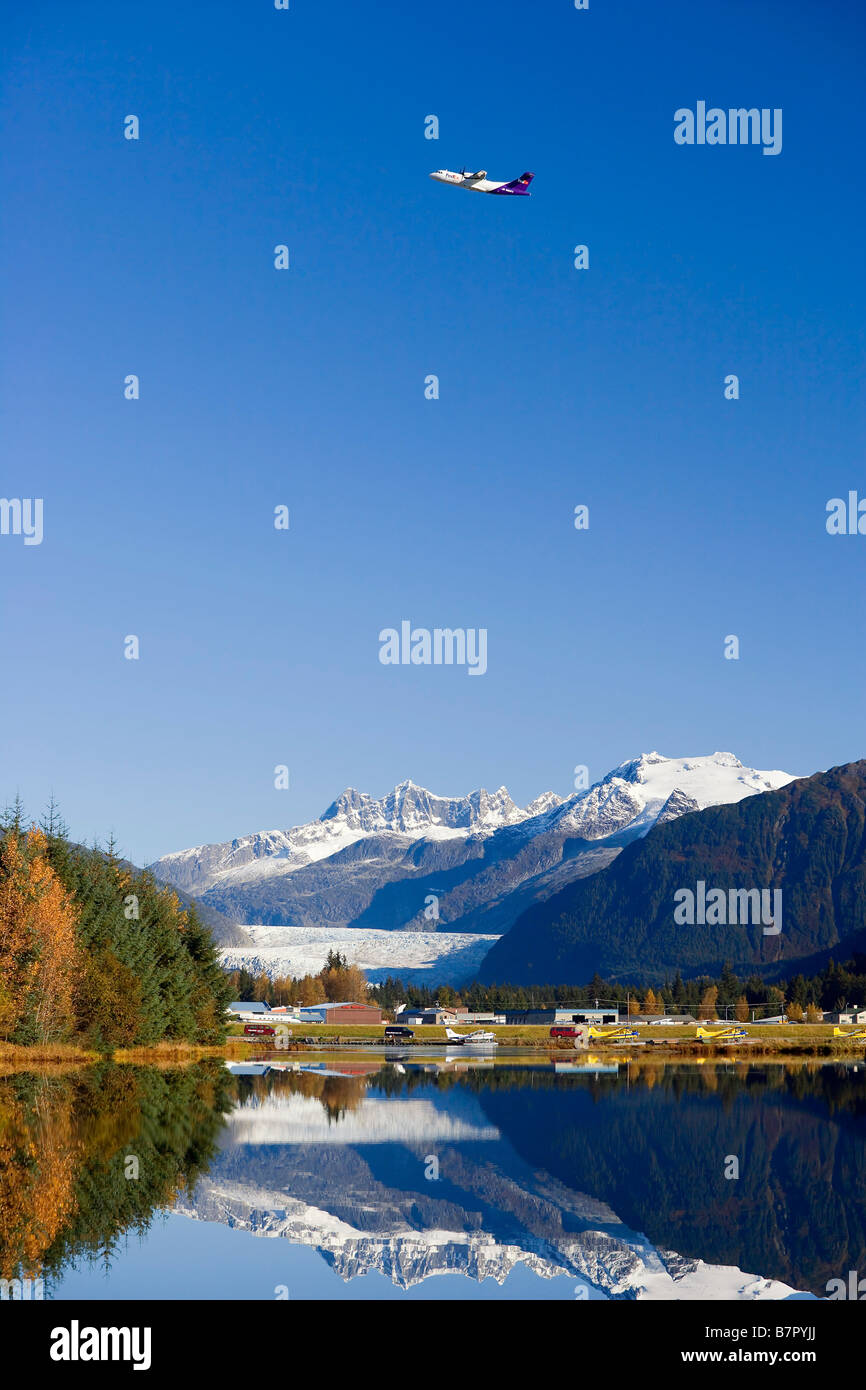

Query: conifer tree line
[364,961,866,1020]
[0,797,231,1047]
[225,954,866,1021]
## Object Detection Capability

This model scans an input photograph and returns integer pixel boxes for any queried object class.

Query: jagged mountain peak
[654,788,701,826]
[321,780,523,836]
[524,791,563,817]
[320,787,369,820]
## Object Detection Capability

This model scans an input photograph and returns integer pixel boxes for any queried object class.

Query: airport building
[397,1007,505,1025]
[297,1001,383,1025]
[226,1001,271,1017]
[502,1006,620,1027]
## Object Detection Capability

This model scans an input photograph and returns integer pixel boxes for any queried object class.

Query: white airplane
[429,168,534,197]
[444,1027,498,1045]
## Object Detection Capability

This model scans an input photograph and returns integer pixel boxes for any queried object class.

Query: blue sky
[1,0,864,866]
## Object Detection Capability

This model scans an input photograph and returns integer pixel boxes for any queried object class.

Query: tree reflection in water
[0,1062,233,1287]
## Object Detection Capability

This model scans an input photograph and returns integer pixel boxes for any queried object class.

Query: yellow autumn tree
[251,974,271,1003]
[320,962,368,1003]
[271,975,297,1006]
[0,1076,79,1279]
[299,974,326,1005]
[0,831,32,1038]
[0,828,81,1042]
[698,986,719,1020]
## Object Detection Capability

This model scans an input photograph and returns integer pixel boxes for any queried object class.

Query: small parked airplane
[429,168,534,196]
[833,1026,866,1041]
[444,1027,498,1045]
[696,1025,748,1042]
[588,1025,639,1041]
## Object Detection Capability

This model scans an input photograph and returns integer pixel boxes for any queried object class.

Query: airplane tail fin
[492,172,534,196]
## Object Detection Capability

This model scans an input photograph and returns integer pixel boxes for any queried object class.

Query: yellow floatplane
[696,1025,748,1043]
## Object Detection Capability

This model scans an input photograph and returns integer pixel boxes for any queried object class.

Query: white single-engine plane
[429,167,534,197]
[444,1027,499,1045]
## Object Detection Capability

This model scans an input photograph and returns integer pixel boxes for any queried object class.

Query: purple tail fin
[492,171,534,196]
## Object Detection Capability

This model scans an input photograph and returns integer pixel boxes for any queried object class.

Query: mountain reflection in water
[2,1057,864,1299]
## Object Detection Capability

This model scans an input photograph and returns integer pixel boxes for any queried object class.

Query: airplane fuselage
[429,169,534,196]
[430,169,506,193]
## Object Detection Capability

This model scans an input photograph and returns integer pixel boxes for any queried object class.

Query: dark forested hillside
[480,761,866,985]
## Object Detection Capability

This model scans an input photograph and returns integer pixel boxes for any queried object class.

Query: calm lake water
[4,1052,864,1301]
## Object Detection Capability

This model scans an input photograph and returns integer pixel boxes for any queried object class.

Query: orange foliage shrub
[0,829,81,1042]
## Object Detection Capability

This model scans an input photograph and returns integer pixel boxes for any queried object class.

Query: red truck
[243,1023,276,1037]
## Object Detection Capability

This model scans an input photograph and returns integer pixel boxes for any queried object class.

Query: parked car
[243,1023,276,1037]
[384,1024,415,1039]
[550,1025,581,1038]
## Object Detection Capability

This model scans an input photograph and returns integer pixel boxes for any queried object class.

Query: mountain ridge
[479,759,866,985]
[149,753,794,942]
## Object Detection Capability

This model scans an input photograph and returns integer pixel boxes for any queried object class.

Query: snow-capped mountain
[174,1181,803,1299]
[151,778,560,898]
[150,752,795,944]
[322,781,535,836]
[172,1076,812,1299]
[547,750,792,841]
